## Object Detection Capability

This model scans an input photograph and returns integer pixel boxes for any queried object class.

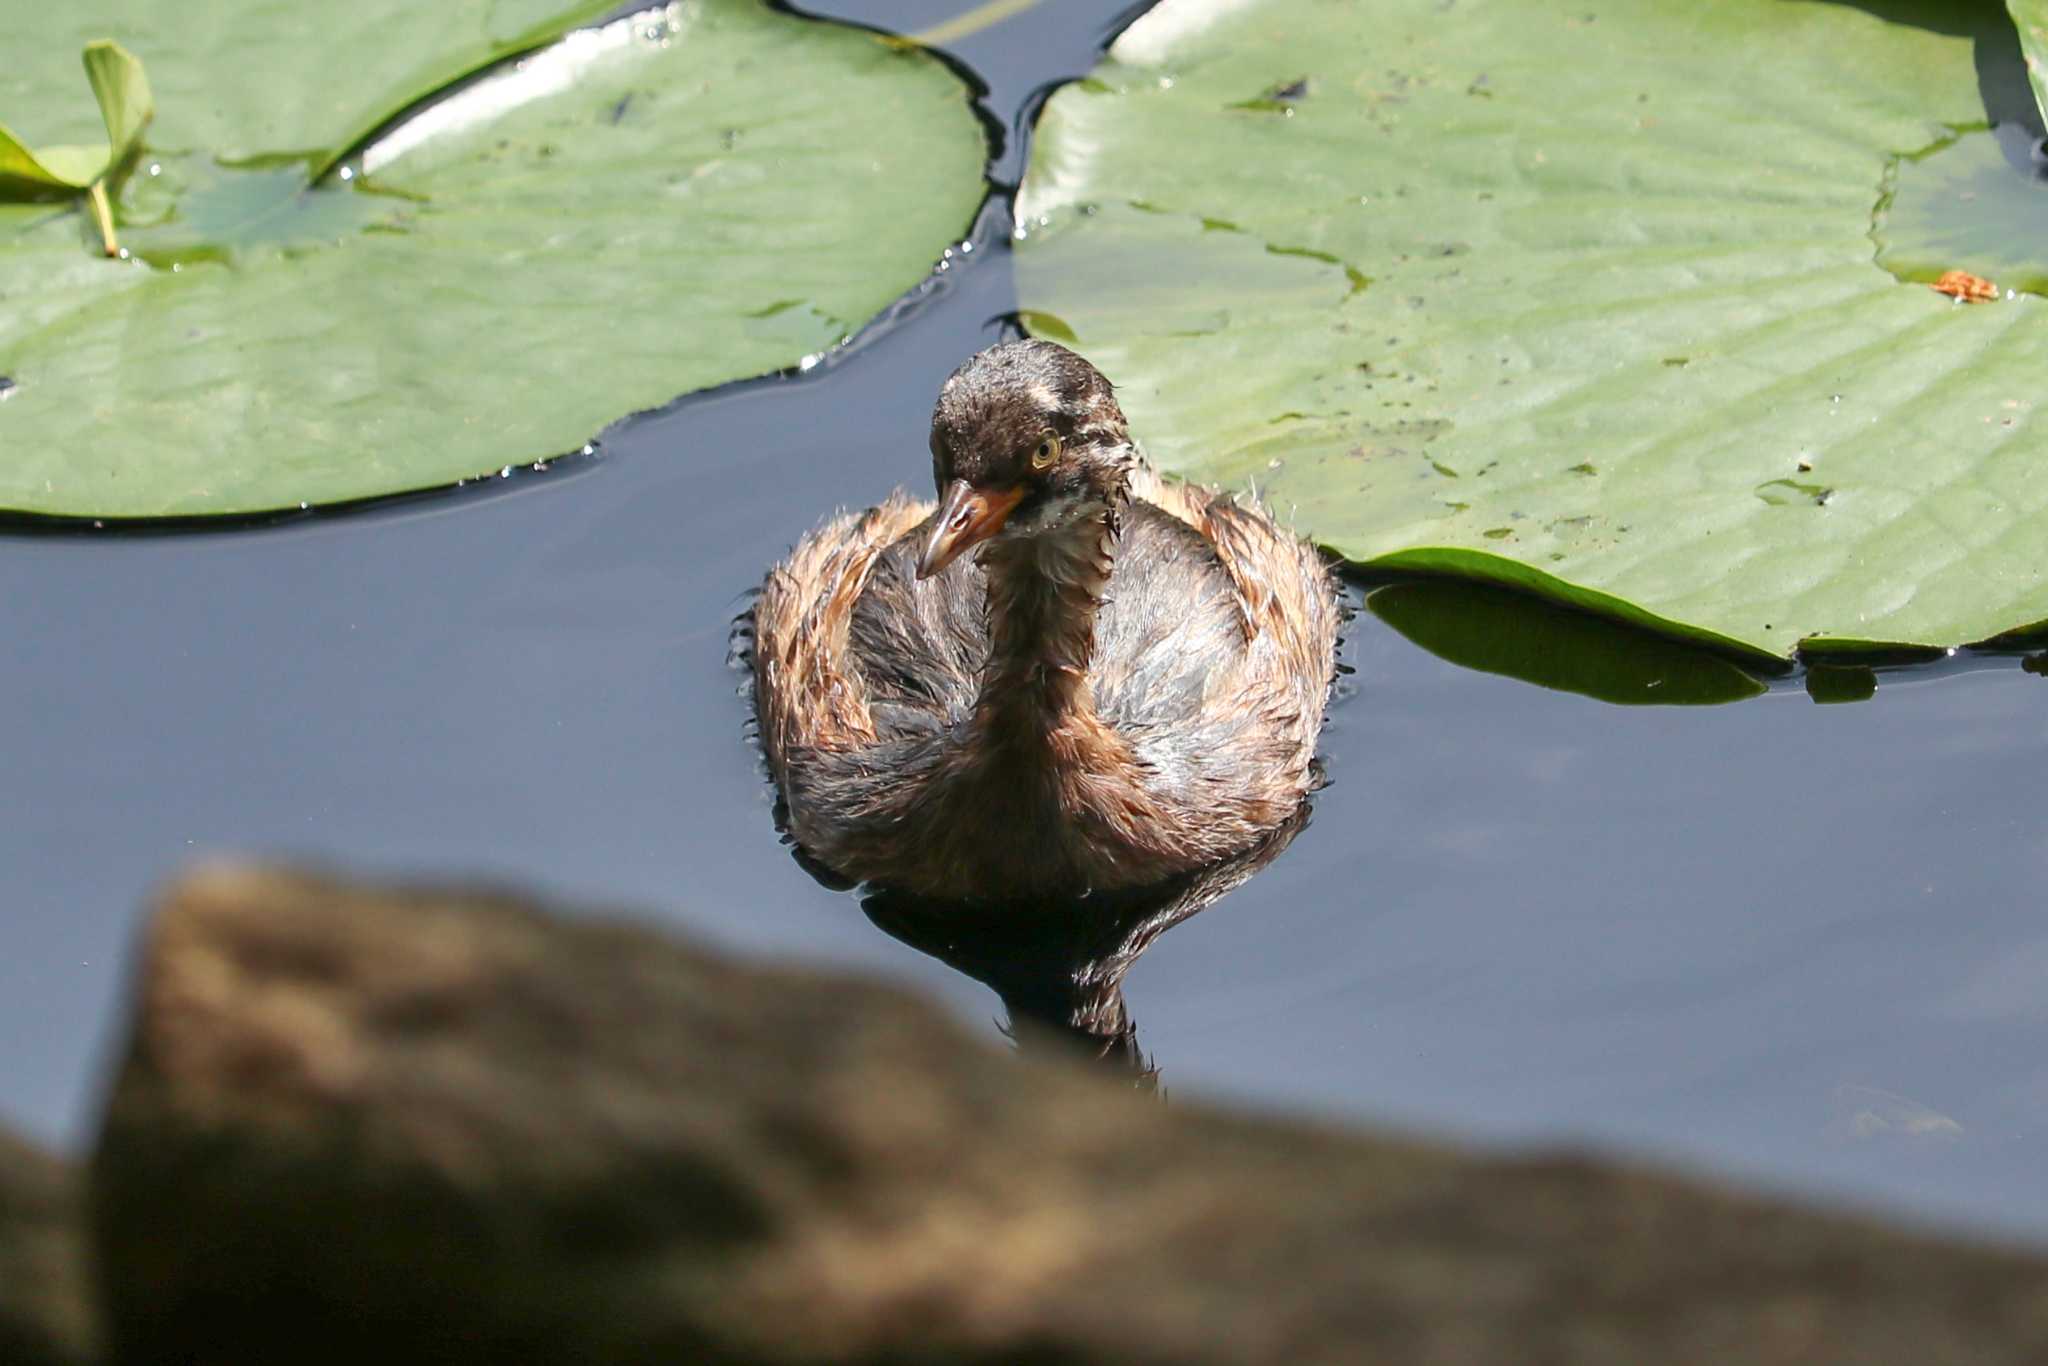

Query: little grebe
[752,340,1338,900]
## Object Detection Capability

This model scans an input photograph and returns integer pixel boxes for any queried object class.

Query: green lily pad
[0,2,984,518]
[1016,0,2048,659]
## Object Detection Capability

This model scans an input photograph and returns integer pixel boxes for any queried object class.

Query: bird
[750,339,1339,902]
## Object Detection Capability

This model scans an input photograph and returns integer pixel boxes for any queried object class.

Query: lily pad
[1016,0,2048,659]
[0,2,984,518]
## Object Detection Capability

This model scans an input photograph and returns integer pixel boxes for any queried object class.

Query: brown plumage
[752,340,1339,901]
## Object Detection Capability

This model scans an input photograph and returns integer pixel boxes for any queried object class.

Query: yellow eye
[1030,431,1061,471]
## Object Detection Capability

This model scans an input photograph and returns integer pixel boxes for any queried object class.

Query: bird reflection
[853,800,1312,1089]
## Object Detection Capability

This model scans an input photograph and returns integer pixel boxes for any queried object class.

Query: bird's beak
[916,479,1026,580]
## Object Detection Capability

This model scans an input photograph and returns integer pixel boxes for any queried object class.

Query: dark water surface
[6,0,2048,1246]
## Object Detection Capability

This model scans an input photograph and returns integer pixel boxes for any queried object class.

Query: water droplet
[147,162,162,177]
[338,165,355,182]
[298,501,309,510]
[499,465,513,478]
[0,377,15,402]
[959,240,973,253]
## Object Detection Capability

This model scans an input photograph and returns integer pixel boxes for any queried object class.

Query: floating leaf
[1017,0,2048,659]
[0,2,984,517]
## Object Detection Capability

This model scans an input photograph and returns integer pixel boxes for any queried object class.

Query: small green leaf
[0,40,152,193]
[0,140,102,189]
[82,40,151,164]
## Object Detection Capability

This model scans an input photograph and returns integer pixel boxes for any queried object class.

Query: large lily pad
[1016,0,2048,659]
[0,1,984,518]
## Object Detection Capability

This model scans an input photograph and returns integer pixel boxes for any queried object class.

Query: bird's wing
[1126,461,1333,665]
[751,492,930,773]
[846,520,990,739]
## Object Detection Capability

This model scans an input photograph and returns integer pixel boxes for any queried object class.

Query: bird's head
[916,340,1133,580]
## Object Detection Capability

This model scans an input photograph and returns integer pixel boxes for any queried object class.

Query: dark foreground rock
[0,1125,98,1366]
[90,866,2048,1365]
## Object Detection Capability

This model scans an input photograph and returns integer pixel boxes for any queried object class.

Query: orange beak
[916,479,1026,580]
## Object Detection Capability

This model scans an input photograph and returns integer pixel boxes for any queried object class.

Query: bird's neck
[972,504,1118,734]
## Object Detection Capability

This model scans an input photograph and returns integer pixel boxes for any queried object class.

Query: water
[4,0,2047,1246]
[1876,123,2048,297]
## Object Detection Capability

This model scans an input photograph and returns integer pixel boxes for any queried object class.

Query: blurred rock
[93,865,2048,1365]
[0,1124,98,1366]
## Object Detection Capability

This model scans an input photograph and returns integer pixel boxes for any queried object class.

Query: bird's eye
[1030,431,1061,471]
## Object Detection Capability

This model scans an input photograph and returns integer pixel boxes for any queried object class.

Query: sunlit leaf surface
[1017,0,2048,658]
